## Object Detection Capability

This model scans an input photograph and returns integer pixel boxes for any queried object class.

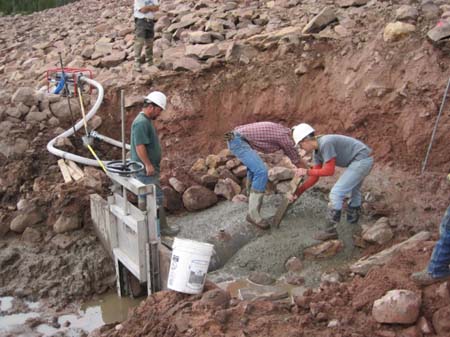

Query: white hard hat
[143,91,167,110]
[292,123,315,145]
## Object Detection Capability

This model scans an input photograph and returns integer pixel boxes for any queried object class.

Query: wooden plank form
[67,160,85,179]
[57,159,73,183]
[58,159,85,182]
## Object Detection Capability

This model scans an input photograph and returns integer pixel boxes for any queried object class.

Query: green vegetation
[0,0,76,15]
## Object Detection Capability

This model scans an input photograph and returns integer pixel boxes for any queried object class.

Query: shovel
[271,175,304,228]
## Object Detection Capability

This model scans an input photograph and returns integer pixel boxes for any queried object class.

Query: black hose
[58,52,77,135]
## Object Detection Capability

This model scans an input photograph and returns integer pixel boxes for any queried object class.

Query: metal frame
[106,173,161,296]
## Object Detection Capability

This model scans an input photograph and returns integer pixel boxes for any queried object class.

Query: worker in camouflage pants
[133,0,159,72]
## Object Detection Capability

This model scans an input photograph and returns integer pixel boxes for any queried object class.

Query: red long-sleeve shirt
[293,158,336,198]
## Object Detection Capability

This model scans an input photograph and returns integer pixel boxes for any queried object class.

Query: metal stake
[421,76,450,175]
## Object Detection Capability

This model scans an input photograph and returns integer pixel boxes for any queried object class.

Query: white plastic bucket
[167,238,214,294]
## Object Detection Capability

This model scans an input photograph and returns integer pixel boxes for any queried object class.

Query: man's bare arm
[136,144,155,176]
[140,5,159,13]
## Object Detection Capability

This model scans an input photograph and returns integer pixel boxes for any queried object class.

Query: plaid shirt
[234,122,300,165]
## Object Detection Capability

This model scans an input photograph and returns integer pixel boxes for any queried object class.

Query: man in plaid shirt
[225,121,304,229]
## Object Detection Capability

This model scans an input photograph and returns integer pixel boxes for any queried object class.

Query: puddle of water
[36,291,142,336]
[0,296,14,311]
[25,300,40,310]
[0,291,142,336]
[0,312,40,331]
[81,291,142,325]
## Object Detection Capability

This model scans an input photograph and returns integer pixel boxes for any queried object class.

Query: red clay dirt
[92,28,450,337]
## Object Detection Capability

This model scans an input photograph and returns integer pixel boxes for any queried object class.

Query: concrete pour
[168,189,362,288]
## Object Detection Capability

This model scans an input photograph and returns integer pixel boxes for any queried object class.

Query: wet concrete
[169,189,362,288]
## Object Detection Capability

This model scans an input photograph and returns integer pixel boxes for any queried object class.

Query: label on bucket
[187,260,208,290]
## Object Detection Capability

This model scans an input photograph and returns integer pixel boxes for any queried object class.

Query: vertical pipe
[120,90,129,215]
[121,90,126,167]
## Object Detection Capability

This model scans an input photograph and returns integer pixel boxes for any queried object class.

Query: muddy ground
[1,0,450,336]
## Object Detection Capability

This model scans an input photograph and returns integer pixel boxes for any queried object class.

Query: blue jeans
[135,172,163,206]
[329,156,373,210]
[227,133,268,192]
[427,206,450,278]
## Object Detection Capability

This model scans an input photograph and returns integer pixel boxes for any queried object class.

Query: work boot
[133,61,142,72]
[346,205,361,224]
[158,207,180,236]
[313,208,341,241]
[246,191,269,230]
[245,178,251,197]
[410,269,450,286]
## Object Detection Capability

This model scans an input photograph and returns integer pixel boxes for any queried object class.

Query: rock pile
[163,148,298,212]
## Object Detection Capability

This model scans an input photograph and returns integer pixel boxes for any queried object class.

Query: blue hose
[53,74,67,94]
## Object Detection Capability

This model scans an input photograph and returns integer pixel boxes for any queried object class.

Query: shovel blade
[272,197,291,228]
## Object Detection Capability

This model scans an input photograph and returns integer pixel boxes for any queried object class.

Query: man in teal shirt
[131,91,179,236]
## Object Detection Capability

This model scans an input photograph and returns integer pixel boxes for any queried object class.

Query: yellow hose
[77,86,89,136]
[87,143,107,173]
[77,85,107,173]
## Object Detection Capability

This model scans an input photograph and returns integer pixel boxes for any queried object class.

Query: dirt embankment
[95,2,450,337]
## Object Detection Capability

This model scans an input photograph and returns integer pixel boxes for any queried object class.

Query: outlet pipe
[47,76,110,167]
[90,131,131,150]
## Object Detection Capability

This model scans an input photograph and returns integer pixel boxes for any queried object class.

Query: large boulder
[26,108,48,122]
[225,42,258,64]
[383,22,416,42]
[268,166,294,182]
[53,213,82,233]
[372,290,421,324]
[188,31,213,44]
[162,186,184,212]
[214,178,241,200]
[49,98,81,122]
[185,44,221,60]
[168,177,187,194]
[427,21,450,43]
[362,217,394,245]
[173,57,202,72]
[100,51,127,68]
[432,305,450,335]
[11,87,39,107]
[395,5,419,21]
[10,207,45,233]
[182,185,218,211]
[302,7,337,34]
[205,154,220,169]
[304,240,343,259]
[0,138,30,158]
